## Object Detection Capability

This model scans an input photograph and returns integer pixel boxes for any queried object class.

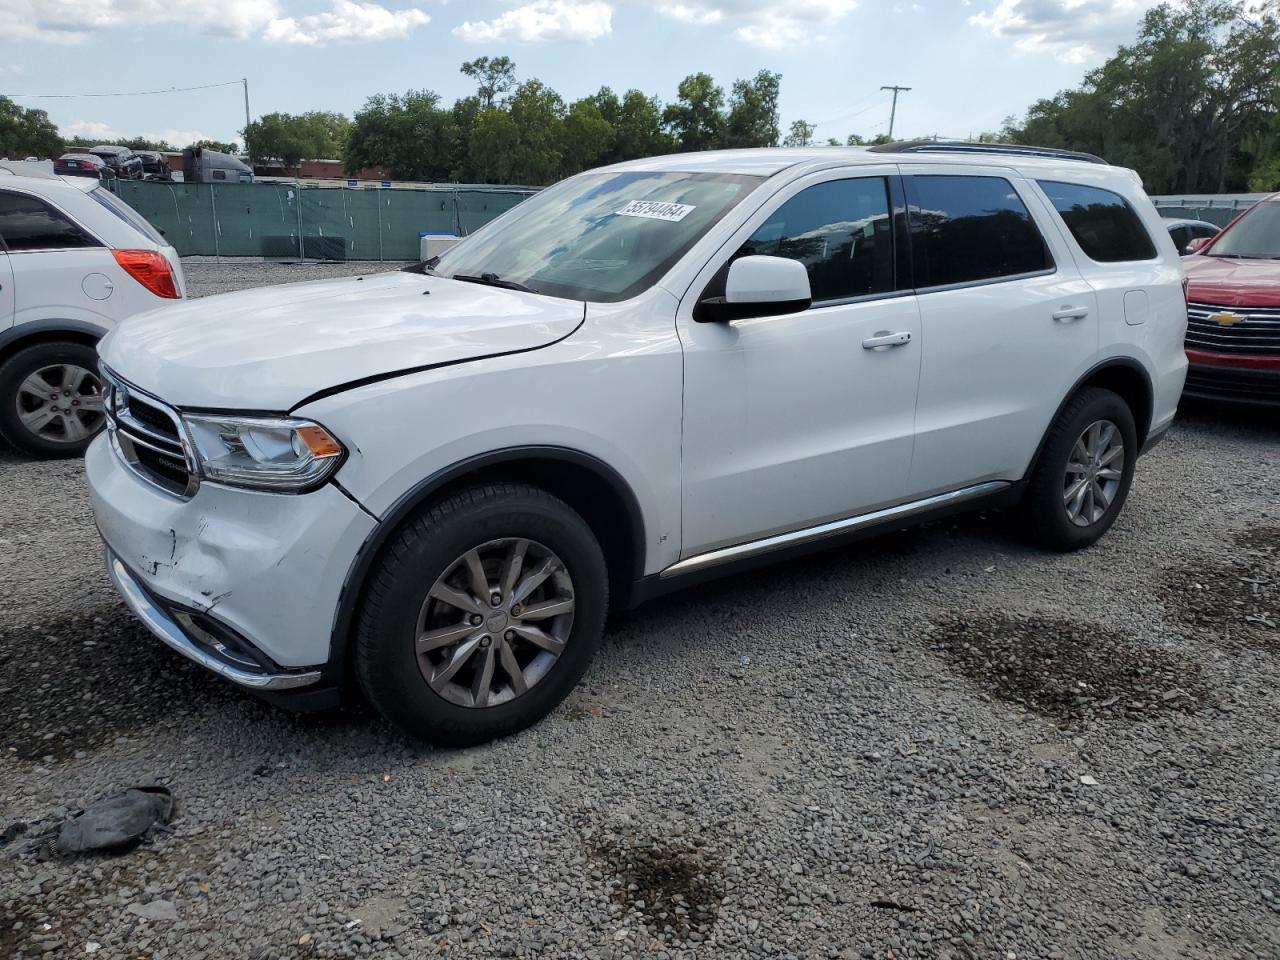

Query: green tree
[663,73,725,151]
[244,111,350,171]
[783,119,816,147]
[1003,0,1280,193]
[723,70,781,148]
[0,98,63,158]
[344,92,453,180]
[561,100,613,176]
[467,109,520,183]
[190,139,240,154]
[461,56,517,110]
[507,80,566,184]
[584,88,673,163]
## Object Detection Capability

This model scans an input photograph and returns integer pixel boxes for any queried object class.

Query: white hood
[98,271,585,410]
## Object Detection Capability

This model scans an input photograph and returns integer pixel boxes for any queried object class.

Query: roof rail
[867,139,1107,165]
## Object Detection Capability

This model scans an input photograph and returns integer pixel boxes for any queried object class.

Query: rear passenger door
[904,167,1099,496]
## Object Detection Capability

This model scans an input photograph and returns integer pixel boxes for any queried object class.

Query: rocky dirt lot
[1,261,1277,960]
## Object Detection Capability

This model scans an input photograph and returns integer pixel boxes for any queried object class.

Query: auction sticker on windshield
[616,200,696,222]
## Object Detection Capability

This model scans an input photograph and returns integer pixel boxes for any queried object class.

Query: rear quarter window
[1038,181,1157,263]
[0,191,100,252]
[91,187,166,245]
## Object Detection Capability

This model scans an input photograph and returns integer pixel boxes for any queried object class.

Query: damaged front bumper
[86,432,378,683]
[106,551,321,690]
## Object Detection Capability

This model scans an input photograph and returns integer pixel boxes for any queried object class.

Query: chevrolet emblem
[1209,311,1245,326]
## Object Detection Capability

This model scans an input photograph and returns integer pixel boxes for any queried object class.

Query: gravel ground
[2,261,1278,960]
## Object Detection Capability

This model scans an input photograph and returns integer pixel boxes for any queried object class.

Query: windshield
[1210,200,1280,258]
[427,170,763,302]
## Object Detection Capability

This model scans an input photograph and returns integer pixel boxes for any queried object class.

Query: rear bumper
[1183,361,1280,407]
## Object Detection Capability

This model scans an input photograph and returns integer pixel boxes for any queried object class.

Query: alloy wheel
[15,363,105,445]
[416,537,575,708]
[1063,418,1125,527]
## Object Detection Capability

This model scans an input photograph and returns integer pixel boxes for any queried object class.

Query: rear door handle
[1052,305,1090,322]
[862,331,912,349]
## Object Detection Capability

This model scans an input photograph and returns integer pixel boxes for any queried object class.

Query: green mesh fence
[108,181,536,260]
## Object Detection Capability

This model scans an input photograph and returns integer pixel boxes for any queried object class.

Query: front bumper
[1183,360,1280,408]
[106,551,321,690]
[86,432,378,678]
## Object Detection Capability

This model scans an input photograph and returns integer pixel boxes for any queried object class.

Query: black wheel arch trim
[1025,356,1155,481]
[0,319,109,357]
[320,444,647,688]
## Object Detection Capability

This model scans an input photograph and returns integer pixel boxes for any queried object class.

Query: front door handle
[1052,305,1090,322]
[862,331,912,350]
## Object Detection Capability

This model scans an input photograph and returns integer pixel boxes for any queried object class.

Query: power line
[2,80,245,100]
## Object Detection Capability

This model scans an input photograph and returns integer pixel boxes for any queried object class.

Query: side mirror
[1185,236,1212,255]
[696,255,812,322]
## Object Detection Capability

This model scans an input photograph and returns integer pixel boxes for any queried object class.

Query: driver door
[676,167,923,557]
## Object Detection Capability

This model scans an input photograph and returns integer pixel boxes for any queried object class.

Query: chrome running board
[660,481,1010,579]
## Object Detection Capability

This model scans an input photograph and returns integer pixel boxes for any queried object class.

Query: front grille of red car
[1186,302,1280,355]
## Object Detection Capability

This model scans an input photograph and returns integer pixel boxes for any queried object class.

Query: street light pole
[880,85,912,140]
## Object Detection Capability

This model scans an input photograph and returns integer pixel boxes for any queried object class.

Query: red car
[1181,192,1280,407]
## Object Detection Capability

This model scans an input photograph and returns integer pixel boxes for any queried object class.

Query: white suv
[87,145,1187,744]
[0,162,185,457]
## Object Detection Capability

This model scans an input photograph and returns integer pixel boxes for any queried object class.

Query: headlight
[182,414,344,491]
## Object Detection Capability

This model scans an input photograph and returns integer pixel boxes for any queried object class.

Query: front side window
[0,192,99,252]
[740,177,894,301]
[1206,200,1280,259]
[906,175,1052,287]
[429,170,763,303]
[1038,180,1156,263]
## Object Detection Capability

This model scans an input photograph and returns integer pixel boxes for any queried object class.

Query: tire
[0,340,106,459]
[355,482,608,746]
[1021,387,1138,552]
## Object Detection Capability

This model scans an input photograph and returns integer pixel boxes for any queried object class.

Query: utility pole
[880,85,911,140]
[242,78,251,162]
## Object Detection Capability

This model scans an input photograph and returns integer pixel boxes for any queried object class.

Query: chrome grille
[1186,302,1280,355]
[101,367,199,497]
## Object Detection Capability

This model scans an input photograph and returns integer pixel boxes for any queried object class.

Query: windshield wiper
[451,272,535,293]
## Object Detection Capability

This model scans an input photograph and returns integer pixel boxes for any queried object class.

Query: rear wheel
[355,483,608,746]
[1021,387,1137,551]
[0,341,106,458]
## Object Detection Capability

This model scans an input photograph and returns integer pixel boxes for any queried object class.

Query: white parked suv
[0,161,184,457]
[87,144,1187,745]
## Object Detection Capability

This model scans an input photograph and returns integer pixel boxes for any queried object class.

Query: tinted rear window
[905,175,1051,287]
[1038,181,1156,262]
[0,191,99,252]
[92,187,166,245]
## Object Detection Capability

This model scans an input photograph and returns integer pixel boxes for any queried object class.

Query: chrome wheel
[15,363,105,445]
[416,537,575,708]
[1063,419,1125,527]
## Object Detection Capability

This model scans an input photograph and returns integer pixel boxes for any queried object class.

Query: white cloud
[453,0,613,43]
[648,0,856,48]
[969,0,1157,63]
[60,121,226,147]
[265,0,429,44]
[0,0,426,45]
[0,0,280,43]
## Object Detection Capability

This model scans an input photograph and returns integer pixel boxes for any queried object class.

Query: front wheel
[355,483,608,746]
[1021,387,1138,551]
[0,341,106,458]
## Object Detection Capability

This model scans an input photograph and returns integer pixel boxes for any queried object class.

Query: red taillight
[112,249,179,299]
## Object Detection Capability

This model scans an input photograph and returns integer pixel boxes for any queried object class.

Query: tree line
[1002,0,1280,193]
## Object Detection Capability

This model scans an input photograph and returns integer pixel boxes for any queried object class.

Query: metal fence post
[296,184,306,261]
[377,190,384,262]
[208,184,221,260]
